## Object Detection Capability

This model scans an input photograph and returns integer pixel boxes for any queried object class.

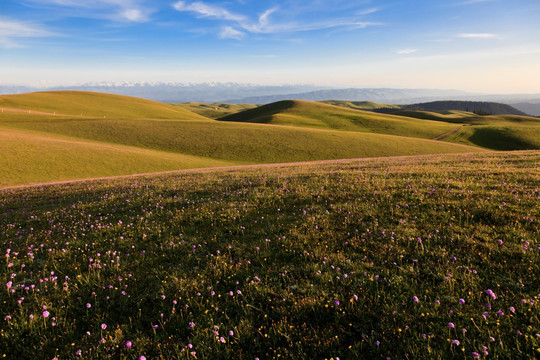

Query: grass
[321,100,400,111]
[175,103,257,119]
[0,92,485,186]
[0,117,481,186]
[1,150,538,359]
[3,91,540,187]
[444,126,540,150]
[0,128,235,187]
[0,91,209,120]
[219,100,464,139]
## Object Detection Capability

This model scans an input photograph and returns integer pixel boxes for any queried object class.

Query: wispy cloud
[397,48,418,55]
[23,0,153,22]
[458,33,498,39]
[0,16,55,48]
[172,1,246,22]
[172,1,380,39]
[219,26,244,40]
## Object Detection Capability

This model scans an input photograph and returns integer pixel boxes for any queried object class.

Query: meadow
[1,151,538,359]
[0,92,485,187]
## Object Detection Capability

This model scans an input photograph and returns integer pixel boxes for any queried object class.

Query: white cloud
[23,0,152,22]
[219,26,244,40]
[397,48,418,55]
[172,1,381,39]
[172,1,246,22]
[458,33,498,39]
[0,17,55,48]
[120,8,146,22]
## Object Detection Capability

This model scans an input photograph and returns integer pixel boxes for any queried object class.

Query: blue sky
[1,0,540,93]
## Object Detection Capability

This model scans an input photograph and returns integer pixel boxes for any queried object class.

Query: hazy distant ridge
[1,83,539,115]
[225,88,473,104]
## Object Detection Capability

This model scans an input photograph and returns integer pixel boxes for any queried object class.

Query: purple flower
[472,352,480,358]
[139,357,147,360]
[451,339,460,346]
[412,296,419,303]
[42,310,50,318]
[497,310,504,316]
[125,341,132,348]
[334,300,340,306]
[448,322,455,328]
[459,298,465,304]
[485,289,497,300]
[229,330,234,336]
[101,323,107,330]
[509,306,516,313]
[189,322,195,328]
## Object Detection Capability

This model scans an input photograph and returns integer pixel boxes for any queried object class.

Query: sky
[1,0,540,93]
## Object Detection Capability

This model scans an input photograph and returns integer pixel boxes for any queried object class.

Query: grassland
[0,127,235,187]
[0,91,209,120]
[219,100,460,139]
[321,100,400,111]
[175,102,257,119]
[1,151,538,359]
[0,92,485,187]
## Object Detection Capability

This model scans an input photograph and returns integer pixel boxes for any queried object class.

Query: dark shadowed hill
[401,101,528,116]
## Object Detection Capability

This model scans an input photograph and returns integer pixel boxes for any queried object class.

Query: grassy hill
[0,115,482,187]
[219,100,459,139]
[321,100,400,111]
[402,100,528,116]
[1,92,487,187]
[175,102,257,119]
[385,110,540,150]
[1,151,538,359]
[0,127,235,187]
[0,91,209,120]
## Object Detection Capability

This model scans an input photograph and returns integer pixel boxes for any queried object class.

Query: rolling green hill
[7,91,540,187]
[0,92,486,187]
[321,100,400,111]
[175,102,257,119]
[0,128,235,187]
[402,100,528,116]
[219,100,459,139]
[0,91,209,120]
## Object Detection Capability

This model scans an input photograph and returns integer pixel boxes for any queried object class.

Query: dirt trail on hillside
[433,126,462,141]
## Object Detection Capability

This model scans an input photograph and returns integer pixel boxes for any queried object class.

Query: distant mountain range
[1,82,539,115]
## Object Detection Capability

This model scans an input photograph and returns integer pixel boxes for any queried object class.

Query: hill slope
[219,100,459,139]
[0,91,486,186]
[0,128,235,187]
[0,91,210,120]
[402,100,527,116]
[175,102,257,119]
